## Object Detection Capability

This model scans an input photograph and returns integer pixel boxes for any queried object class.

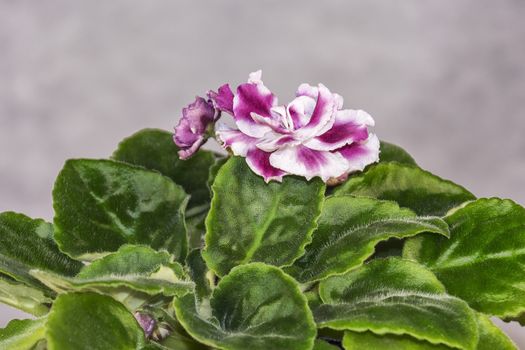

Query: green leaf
[404,198,525,318]
[112,128,216,208]
[185,249,213,302]
[334,162,475,216]
[53,159,189,261]
[173,263,316,350]
[285,196,449,283]
[313,339,341,350]
[32,245,194,299]
[0,212,82,289]
[0,275,52,316]
[475,314,517,350]
[46,292,145,349]
[315,258,478,350]
[203,157,325,276]
[342,331,452,350]
[379,141,417,165]
[0,318,46,350]
[342,313,517,350]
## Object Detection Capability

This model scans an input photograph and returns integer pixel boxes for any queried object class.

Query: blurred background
[1,0,524,346]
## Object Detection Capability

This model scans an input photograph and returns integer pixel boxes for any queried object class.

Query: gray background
[1,0,524,346]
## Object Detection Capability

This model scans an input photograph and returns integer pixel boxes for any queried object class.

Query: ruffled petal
[287,95,316,130]
[233,71,277,138]
[269,144,348,182]
[246,147,287,183]
[303,109,373,151]
[215,123,257,157]
[177,136,205,160]
[336,133,380,172]
[297,83,343,109]
[207,84,234,115]
[294,84,336,140]
[255,132,299,152]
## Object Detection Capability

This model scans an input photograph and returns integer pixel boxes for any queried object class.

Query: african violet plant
[0,71,523,350]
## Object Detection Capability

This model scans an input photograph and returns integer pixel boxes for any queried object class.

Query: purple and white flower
[212,70,380,183]
[173,96,216,160]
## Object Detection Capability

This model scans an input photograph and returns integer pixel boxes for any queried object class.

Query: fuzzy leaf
[173,263,316,350]
[379,141,417,165]
[46,292,145,349]
[314,339,341,350]
[0,318,46,350]
[286,196,449,283]
[203,157,325,276]
[342,331,452,350]
[0,275,52,316]
[32,245,194,298]
[112,128,216,208]
[186,249,213,302]
[53,159,189,261]
[404,198,525,318]
[315,258,478,350]
[342,313,517,350]
[334,162,475,216]
[0,212,82,289]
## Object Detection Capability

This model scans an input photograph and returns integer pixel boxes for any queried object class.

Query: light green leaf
[112,128,216,208]
[313,339,341,350]
[342,331,452,350]
[379,141,417,165]
[0,275,52,316]
[173,263,316,350]
[186,249,213,302]
[285,196,449,283]
[334,162,475,216]
[475,314,517,350]
[53,159,189,261]
[342,313,517,350]
[0,212,82,289]
[0,318,46,350]
[315,258,478,350]
[203,157,325,276]
[404,198,525,318]
[31,245,194,299]
[46,292,145,350]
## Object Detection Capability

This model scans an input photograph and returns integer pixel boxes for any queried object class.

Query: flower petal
[269,144,348,182]
[297,83,343,109]
[173,96,215,159]
[208,84,234,115]
[287,95,316,130]
[294,84,336,140]
[255,132,299,152]
[303,109,373,151]
[215,123,257,157]
[336,133,380,172]
[233,72,277,138]
[246,147,287,183]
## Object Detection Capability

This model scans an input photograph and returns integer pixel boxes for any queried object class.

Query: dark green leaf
[112,129,216,208]
[334,162,475,216]
[0,318,46,350]
[404,198,525,318]
[53,159,189,261]
[315,258,478,350]
[0,212,82,290]
[46,292,145,349]
[173,263,316,350]
[379,141,417,165]
[203,157,325,276]
[286,196,449,283]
